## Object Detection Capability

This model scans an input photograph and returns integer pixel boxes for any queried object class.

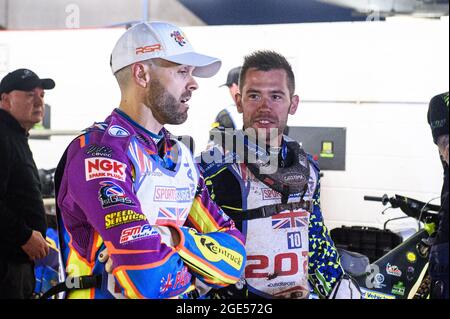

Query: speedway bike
[340,194,440,299]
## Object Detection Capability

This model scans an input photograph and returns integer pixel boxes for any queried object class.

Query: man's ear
[289,95,300,115]
[236,93,243,114]
[0,93,11,111]
[229,84,240,104]
[132,63,150,88]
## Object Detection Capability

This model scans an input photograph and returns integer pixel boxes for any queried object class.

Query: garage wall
[0,18,448,232]
[0,0,204,29]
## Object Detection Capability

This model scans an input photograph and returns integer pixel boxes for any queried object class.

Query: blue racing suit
[197,137,344,299]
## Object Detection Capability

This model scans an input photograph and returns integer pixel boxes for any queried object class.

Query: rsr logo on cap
[135,44,162,55]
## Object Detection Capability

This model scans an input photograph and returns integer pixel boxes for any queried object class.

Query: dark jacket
[0,109,47,263]
[427,93,449,244]
[436,164,449,244]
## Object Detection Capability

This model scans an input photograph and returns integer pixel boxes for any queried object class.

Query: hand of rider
[98,248,113,273]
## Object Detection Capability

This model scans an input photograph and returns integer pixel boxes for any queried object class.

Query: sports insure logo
[153,186,192,203]
[85,157,127,182]
[261,188,281,201]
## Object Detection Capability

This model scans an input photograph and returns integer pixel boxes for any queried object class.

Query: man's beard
[145,78,189,125]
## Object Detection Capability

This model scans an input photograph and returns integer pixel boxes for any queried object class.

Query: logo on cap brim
[170,31,187,47]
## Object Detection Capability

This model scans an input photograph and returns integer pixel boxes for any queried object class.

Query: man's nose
[187,76,198,92]
[257,96,272,112]
[33,88,44,104]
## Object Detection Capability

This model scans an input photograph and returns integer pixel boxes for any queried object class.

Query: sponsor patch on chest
[153,186,192,202]
[120,224,158,244]
[85,157,127,182]
[261,188,282,200]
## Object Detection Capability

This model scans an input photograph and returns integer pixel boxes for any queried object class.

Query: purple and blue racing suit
[55,108,246,299]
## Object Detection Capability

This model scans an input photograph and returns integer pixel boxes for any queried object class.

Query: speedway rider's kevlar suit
[54,109,246,299]
[198,135,346,299]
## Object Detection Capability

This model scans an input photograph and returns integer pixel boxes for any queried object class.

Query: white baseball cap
[110,21,221,78]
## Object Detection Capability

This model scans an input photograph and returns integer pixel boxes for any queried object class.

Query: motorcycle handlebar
[364,194,440,221]
[363,196,384,202]
[364,194,390,206]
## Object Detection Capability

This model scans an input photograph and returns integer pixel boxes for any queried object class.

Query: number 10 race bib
[244,208,310,299]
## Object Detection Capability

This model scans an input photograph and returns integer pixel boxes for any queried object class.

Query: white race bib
[230,163,316,299]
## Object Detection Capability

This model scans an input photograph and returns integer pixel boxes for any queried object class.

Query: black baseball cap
[219,66,241,88]
[427,92,449,145]
[0,68,55,95]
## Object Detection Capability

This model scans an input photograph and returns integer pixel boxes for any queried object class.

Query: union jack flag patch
[271,210,308,230]
[157,207,189,226]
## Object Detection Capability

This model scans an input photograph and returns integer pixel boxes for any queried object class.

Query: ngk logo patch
[85,157,127,182]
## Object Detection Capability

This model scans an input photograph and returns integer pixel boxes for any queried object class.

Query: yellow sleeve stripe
[178,247,238,285]
[66,254,94,299]
[67,287,94,299]
[65,231,95,299]
[203,276,228,288]
[66,249,94,299]
[188,197,221,233]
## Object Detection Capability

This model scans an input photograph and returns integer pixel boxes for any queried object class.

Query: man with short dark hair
[0,68,52,299]
[199,50,360,299]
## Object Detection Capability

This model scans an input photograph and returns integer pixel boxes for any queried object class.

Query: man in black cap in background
[207,67,243,149]
[0,68,54,298]
[427,92,449,299]
[213,66,242,130]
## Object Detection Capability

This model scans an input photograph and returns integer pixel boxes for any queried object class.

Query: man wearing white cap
[53,22,246,299]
